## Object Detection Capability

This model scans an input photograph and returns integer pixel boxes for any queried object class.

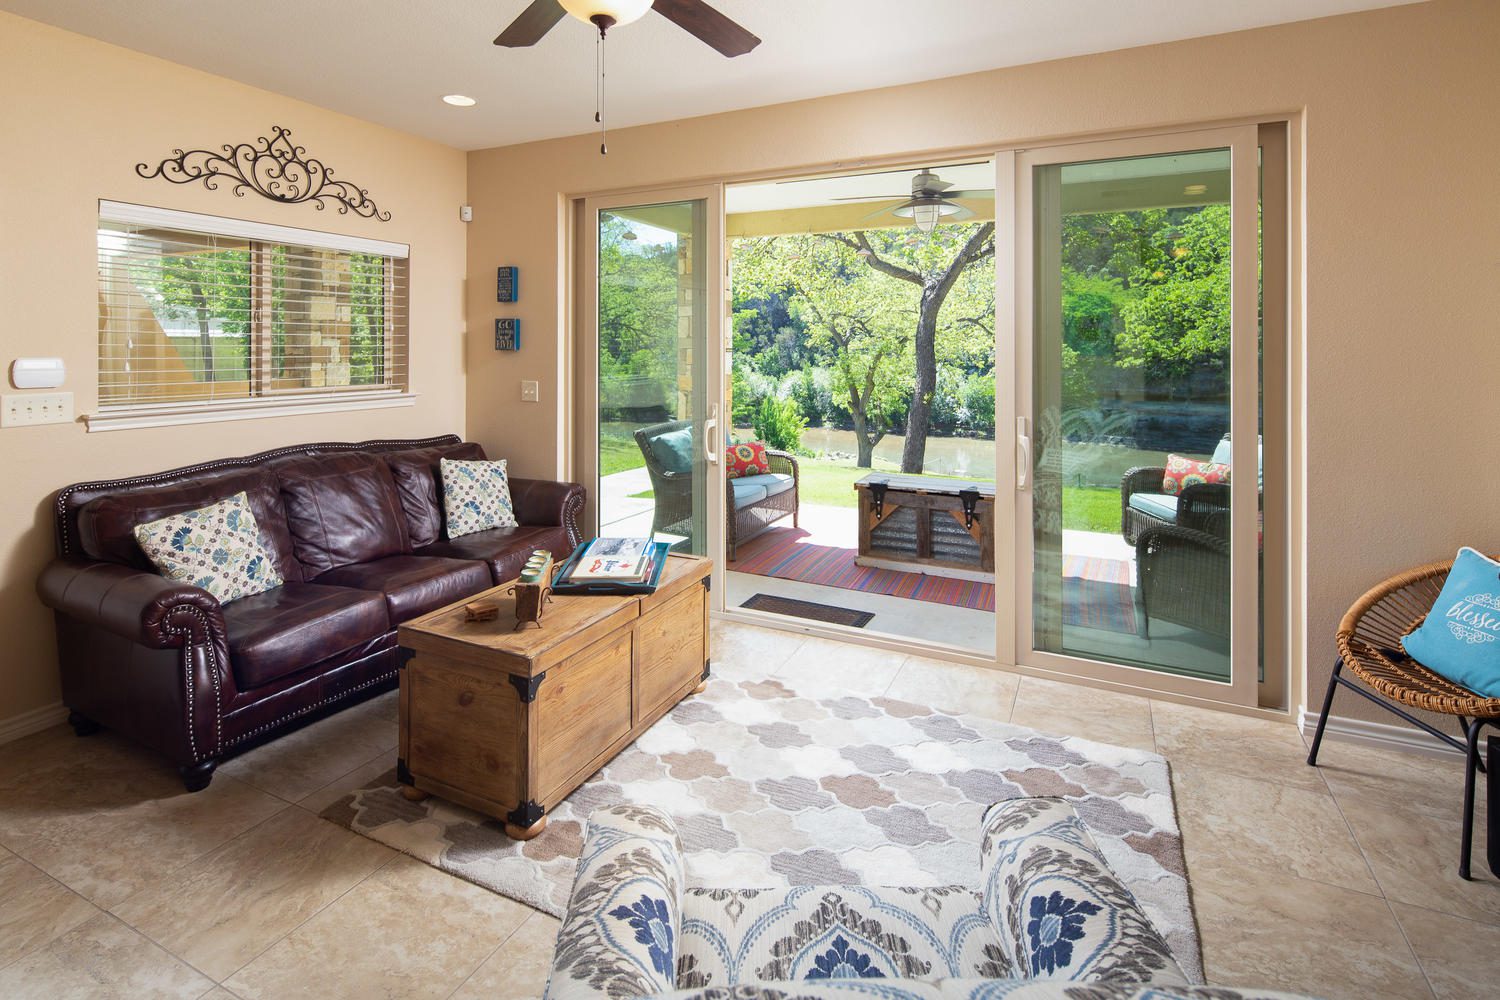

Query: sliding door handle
[704,405,720,465]
[1016,416,1031,490]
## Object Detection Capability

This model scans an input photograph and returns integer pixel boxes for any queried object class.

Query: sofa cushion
[221,582,389,690]
[133,492,285,605]
[441,458,519,538]
[381,442,485,548]
[649,426,695,474]
[676,885,1006,988]
[272,452,410,575]
[1160,454,1229,496]
[732,472,794,499]
[77,466,301,582]
[315,555,491,622]
[725,442,771,479]
[419,524,573,584]
[730,479,769,509]
[1127,492,1178,523]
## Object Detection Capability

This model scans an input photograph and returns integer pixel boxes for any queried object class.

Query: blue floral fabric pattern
[806,936,887,980]
[440,457,518,539]
[132,491,283,604]
[1025,892,1101,975]
[610,894,676,977]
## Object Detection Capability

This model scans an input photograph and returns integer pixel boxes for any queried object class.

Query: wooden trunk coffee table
[396,554,712,839]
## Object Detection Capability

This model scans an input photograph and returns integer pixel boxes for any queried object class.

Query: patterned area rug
[1062,555,1138,635]
[321,677,1202,983]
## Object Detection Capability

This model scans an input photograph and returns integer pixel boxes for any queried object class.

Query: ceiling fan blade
[495,0,566,46]
[652,0,762,57]
[829,194,910,202]
[860,201,910,222]
[946,205,977,222]
[940,190,995,200]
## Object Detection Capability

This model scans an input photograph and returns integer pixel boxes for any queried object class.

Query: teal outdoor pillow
[1401,547,1500,698]
[650,427,694,474]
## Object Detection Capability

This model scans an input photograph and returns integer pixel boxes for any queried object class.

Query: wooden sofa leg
[179,759,217,793]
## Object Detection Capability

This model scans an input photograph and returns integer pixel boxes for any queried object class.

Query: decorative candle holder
[507,550,555,630]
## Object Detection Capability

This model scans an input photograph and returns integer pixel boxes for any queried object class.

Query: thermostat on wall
[10,357,65,389]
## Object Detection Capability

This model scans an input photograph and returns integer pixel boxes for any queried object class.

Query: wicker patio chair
[1121,471,1231,544]
[633,420,800,558]
[1306,556,1500,879]
[1135,523,1230,640]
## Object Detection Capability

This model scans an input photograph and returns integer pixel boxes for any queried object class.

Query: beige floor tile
[710,619,807,679]
[0,850,99,968]
[2,769,285,910]
[883,656,1018,721]
[450,911,561,1000]
[1009,675,1156,751]
[771,635,906,699]
[1337,793,1500,924]
[1171,766,1379,895]
[218,692,398,802]
[113,806,396,981]
[0,911,213,999]
[297,748,399,813]
[200,990,245,999]
[1309,736,1476,818]
[224,854,532,1000]
[1193,868,1431,1000]
[1151,699,1325,790]
[1392,901,1500,1000]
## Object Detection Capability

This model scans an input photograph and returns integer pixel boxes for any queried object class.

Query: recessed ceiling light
[442,94,477,107]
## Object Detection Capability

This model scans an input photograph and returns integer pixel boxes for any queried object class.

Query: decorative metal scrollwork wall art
[136,125,391,221]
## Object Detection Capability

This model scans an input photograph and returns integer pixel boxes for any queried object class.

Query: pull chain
[595,26,608,155]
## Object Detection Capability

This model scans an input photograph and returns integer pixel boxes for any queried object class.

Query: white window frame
[87,201,415,432]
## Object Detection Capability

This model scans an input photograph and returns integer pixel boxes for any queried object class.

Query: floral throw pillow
[726,442,771,480]
[1160,453,1230,495]
[441,457,518,538]
[133,491,284,604]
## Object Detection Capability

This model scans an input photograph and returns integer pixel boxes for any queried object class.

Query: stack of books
[554,537,667,594]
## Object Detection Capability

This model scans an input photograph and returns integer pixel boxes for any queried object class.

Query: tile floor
[1,620,1497,998]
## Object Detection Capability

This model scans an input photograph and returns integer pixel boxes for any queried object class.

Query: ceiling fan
[495,0,761,57]
[833,168,993,233]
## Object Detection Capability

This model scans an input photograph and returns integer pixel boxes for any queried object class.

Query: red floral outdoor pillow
[726,442,771,479]
[1161,453,1230,495]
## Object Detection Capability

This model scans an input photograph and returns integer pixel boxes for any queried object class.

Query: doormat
[320,676,1204,983]
[740,592,876,627]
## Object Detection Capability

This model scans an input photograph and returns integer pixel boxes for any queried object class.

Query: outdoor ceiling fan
[834,168,992,233]
[494,0,761,57]
[494,0,760,155]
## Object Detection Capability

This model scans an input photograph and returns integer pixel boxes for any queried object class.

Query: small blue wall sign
[496,266,519,303]
[495,318,521,351]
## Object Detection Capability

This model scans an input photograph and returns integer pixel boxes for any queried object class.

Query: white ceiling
[2,0,1420,151]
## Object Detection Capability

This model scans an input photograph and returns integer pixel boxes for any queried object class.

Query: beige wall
[0,13,468,725]
[466,0,1500,726]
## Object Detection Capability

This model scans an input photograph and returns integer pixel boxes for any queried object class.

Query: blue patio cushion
[649,427,695,474]
[730,479,769,508]
[1128,492,1178,523]
[732,473,793,500]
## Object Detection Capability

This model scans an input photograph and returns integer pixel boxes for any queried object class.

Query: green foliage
[751,395,807,453]
[599,216,680,418]
[1116,205,1231,379]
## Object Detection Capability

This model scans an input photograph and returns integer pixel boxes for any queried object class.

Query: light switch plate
[1,392,74,427]
[520,380,540,403]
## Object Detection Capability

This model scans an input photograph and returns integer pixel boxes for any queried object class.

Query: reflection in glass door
[1015,129,1260,703]
[584,192,722,560]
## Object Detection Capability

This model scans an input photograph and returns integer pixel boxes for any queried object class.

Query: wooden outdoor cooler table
[396,554,712,839]
[853,474,996,582]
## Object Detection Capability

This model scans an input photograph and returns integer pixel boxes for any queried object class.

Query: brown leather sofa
[36,435,584,792]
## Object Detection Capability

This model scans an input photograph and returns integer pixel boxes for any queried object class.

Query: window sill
[83,391,419,433]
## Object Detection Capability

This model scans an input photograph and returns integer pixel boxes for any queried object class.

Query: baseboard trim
[1297,706,1464,758]
[0,702,68,746]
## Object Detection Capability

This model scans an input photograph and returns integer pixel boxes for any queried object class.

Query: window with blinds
[97,202,409,412]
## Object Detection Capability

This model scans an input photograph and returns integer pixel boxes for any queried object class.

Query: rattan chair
[1135,523,1230,640]
[1306,557,1500,879]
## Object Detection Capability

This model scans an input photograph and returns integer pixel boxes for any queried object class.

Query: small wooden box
[396,555,711,839]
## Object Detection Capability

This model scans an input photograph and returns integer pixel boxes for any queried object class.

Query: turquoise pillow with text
[1401,547,1500,698]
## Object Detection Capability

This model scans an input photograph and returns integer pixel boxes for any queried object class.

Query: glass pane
[1031,149,1238,682]
[597,201,708,552]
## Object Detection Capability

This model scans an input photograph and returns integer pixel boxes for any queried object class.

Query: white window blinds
[97,202,409,409]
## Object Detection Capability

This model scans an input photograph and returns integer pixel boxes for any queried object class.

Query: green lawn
[600,425,647,477]
[1062,486,1122,533]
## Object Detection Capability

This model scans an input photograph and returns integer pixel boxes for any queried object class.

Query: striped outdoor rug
[730,530,1137,633]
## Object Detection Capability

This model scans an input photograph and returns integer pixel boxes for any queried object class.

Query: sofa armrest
[37,559,226,650]
[1120,466,1166,503]
[979,798,1187,985]
[546,805,686,1000]
[508,478,586,550]
[765,449,800,493]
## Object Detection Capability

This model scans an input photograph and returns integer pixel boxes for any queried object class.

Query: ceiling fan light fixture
[894,199,960,233]
[560,0,653,29]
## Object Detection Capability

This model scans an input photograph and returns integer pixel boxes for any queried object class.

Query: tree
[734,234,913,467]
[825,224,995,473]
[150,245,252,382]
[1115,205,1231,380]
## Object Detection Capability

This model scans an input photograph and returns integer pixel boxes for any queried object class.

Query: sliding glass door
[1012,127,1262,703]
[580,187,724,576]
